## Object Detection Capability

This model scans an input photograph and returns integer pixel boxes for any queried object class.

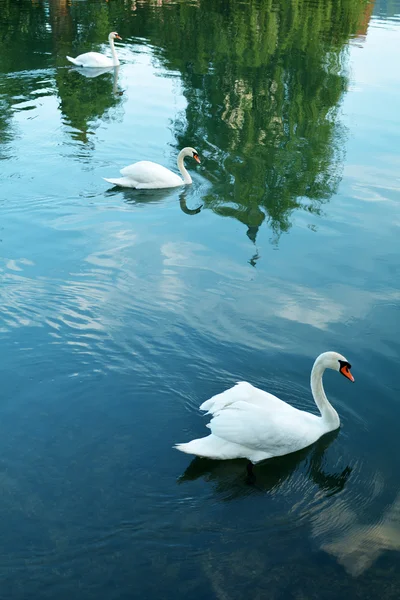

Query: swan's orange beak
[115,35,122,40]
[193,153,201,164]
[340,365,354,382]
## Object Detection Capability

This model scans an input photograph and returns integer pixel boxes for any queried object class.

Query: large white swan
[103,147,200,189]
[175,352,354,464]
[66,32,122,68]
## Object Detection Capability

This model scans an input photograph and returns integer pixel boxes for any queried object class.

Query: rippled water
[0,0,399,597]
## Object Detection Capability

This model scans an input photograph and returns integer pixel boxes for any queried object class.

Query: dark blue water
[0,0,399,597]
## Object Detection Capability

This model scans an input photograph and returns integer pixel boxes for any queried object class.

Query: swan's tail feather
[66,56,79,66]
[174,434,247,460]
[103,177,136,188]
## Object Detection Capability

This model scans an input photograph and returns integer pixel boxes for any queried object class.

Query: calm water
[0,0,399,597]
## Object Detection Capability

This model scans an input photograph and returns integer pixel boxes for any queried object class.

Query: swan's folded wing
[200,381,291,415]
[120,161,181,186]
[208,401,314,455]
[120,161,156,180]
[76,52,111,67]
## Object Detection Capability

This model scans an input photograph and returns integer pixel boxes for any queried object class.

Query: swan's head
[182,147,201,164]
[317,351,354,382]
[109,32,122,41]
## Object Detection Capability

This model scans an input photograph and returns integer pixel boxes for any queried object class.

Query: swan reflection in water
[68,65,123,96]
[70,66,115,78]
[105,186,203,216]
[180,431,400,576]
[178,429,351,500]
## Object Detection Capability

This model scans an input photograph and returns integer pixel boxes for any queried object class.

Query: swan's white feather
[118,161,183,189]
[208,400,320,456]
[103,148,198,190]
[175,434,271,462]
[176,391,321,463]
[103,177,138,188]
[175,352,351,463]
[200,381,293,414]
[66,52,114,68]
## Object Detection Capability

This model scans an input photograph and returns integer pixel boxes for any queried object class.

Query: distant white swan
[175,352,354,464]
[66,32,122,68]
[103,147,201,189]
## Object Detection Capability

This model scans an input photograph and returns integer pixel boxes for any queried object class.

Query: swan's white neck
[109,37,120,66]
[177,151,192,184]
[310,359,340,430]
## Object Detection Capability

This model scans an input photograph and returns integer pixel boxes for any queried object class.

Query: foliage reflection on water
[0,0,372,241]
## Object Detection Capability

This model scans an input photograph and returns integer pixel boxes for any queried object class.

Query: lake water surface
[0,0,399,598]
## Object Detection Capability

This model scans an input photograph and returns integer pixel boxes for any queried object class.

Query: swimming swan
[103,147,200,189]
[175,352,354,464]
[66,32,122,68]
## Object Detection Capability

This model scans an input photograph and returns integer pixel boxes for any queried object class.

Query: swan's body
[103,147,200,189]
[175,352,354,464]
[67,32,121,68]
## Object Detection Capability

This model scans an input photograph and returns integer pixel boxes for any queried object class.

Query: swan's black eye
[338,360,352,370]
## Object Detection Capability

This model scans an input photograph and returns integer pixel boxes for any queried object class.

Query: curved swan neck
[310,359,340,430]
[177,150,192,184]
[109,37,120,66]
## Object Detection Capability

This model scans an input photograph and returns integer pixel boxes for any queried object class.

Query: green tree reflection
[0,0,369,237]
[70,0,367,242]
[145,0,368,242]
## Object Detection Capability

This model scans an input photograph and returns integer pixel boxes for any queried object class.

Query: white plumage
[175,352,354,464]
[67,32,122,68]
[103,147,200,189]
